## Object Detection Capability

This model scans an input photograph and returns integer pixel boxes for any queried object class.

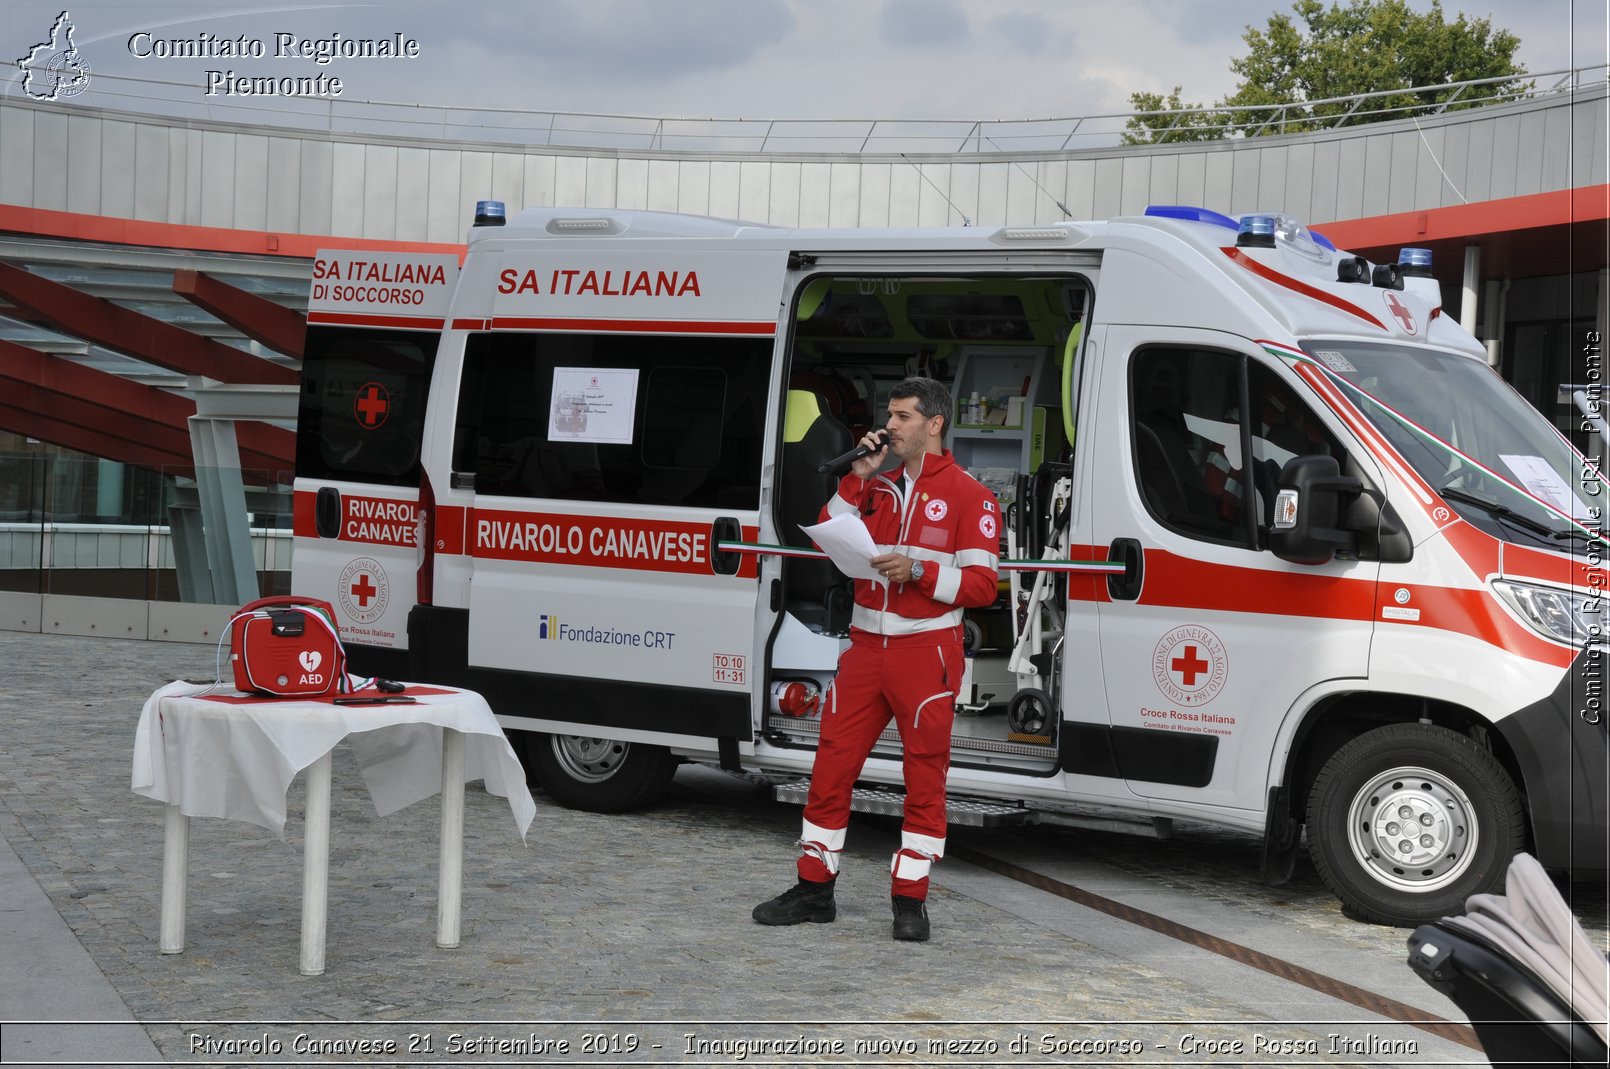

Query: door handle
[1107,537,1143,600]
[315,487,341,539]
[711,516,741,575]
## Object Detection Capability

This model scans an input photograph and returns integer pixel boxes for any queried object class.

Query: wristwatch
[910,561,926,582]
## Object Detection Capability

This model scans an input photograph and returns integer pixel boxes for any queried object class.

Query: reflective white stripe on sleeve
[850,604,963,635]
[825,494,859,518]
[954,548,999,568]
[933,563,962,603]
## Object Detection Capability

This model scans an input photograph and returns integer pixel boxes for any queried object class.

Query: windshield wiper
[1547,525,1600,545]
[1437,486,1571,541]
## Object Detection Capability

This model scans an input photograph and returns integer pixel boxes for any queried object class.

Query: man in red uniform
[753,377,1000,941]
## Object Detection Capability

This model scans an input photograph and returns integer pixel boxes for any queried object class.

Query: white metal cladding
[0,85,1602,243]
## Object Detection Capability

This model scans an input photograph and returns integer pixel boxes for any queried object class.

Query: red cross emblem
[1383,292,1417,335]
[349,572,378,608]
[354,382,391,428]
[1153,625,1228,706]
[1171,645,1210,686]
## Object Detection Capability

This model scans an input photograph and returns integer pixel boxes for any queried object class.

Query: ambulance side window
[453,332,769,509]
[1131,348,1241,543]
[1130,349,1340,548]
[295,327,437,487]
[1244,362,1342,535]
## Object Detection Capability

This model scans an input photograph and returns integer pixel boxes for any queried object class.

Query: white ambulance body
[294,203,1607,925]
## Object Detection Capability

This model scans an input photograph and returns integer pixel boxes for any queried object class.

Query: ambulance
[293,201,1606,925]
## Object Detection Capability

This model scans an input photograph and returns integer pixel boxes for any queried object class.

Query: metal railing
[19,64,1606,156]
[1126,68,1601,143]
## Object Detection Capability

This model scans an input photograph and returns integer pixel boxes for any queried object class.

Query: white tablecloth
[131,681,535,839]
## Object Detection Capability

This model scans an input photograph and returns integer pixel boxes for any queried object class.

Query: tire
[527,732,678,813]
[1305,723,1525,927]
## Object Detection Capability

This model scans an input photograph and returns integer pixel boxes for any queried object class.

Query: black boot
[753,878,836,925]
[891,894,930,941]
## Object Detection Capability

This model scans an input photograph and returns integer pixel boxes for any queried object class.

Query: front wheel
[1306,723,1524,927]
[526,732,678,813]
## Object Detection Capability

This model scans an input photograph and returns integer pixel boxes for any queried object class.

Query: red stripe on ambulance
[434,504,468,555]
[1501,541,1610,589]
[486,316,775,335]
[1223,248,1388,330]
[293,490,315,538]
[306,311,448,329]
[1441,520,1503,579]
[1138,550,1378,619]
[1385,581,1575,667]
[1065,544,1572,666]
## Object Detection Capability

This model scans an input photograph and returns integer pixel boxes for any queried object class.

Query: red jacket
[821,449,1000,640]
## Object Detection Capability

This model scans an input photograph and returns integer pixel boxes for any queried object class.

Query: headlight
[1492,579,1604,646]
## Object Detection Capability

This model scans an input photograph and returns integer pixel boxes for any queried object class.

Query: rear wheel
[526,732,677,813]
[1306,723,1524,926]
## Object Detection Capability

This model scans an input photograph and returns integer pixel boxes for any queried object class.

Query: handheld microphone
[818,431,889,476]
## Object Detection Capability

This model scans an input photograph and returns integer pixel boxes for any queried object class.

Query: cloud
[455,0,796,82]
[879,0,969,47]
[17,0,1592,127]
[986,11,1056,56]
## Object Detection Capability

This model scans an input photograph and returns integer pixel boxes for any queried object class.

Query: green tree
[1122,0,1529,144]
[1122,87,1227,145]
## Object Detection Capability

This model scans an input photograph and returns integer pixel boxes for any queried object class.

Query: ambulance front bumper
[1495,647,1609,878]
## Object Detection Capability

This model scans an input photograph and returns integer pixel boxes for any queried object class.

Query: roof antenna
[985,137,1072,219]
[899,153,972,226]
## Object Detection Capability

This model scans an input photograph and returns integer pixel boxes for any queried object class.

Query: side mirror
[1270,455,1363,565]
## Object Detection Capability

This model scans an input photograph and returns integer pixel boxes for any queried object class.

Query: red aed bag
[230,596,349,698]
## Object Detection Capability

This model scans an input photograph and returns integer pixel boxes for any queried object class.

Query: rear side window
[453,332,772,509]
[295,327,437,486]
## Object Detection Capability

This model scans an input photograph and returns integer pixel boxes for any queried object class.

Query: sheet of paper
[548,366,639,445]
[1499,454,1592,520]
[800,512,885,584]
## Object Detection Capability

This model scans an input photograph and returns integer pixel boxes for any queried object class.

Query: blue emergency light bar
[1399,247,1434,276]
[474,199,506,227]
[1144,204,1240,231]
[1236,213,1278,247]
[1149,205,1339,263]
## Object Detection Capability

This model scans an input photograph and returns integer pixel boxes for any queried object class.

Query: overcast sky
[5,0,1606,124]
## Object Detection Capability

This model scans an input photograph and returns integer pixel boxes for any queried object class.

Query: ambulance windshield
[1300,341,1606,548]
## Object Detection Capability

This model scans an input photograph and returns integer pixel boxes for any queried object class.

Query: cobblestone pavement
[0,631,1602,1067]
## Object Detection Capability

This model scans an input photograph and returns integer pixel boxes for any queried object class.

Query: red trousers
[796,629,961,899]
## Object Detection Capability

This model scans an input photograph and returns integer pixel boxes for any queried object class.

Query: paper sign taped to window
[1499,453,1592,520]
[549,367,638,445]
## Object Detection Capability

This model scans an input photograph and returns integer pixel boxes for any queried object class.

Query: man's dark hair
[889,376,953,442]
